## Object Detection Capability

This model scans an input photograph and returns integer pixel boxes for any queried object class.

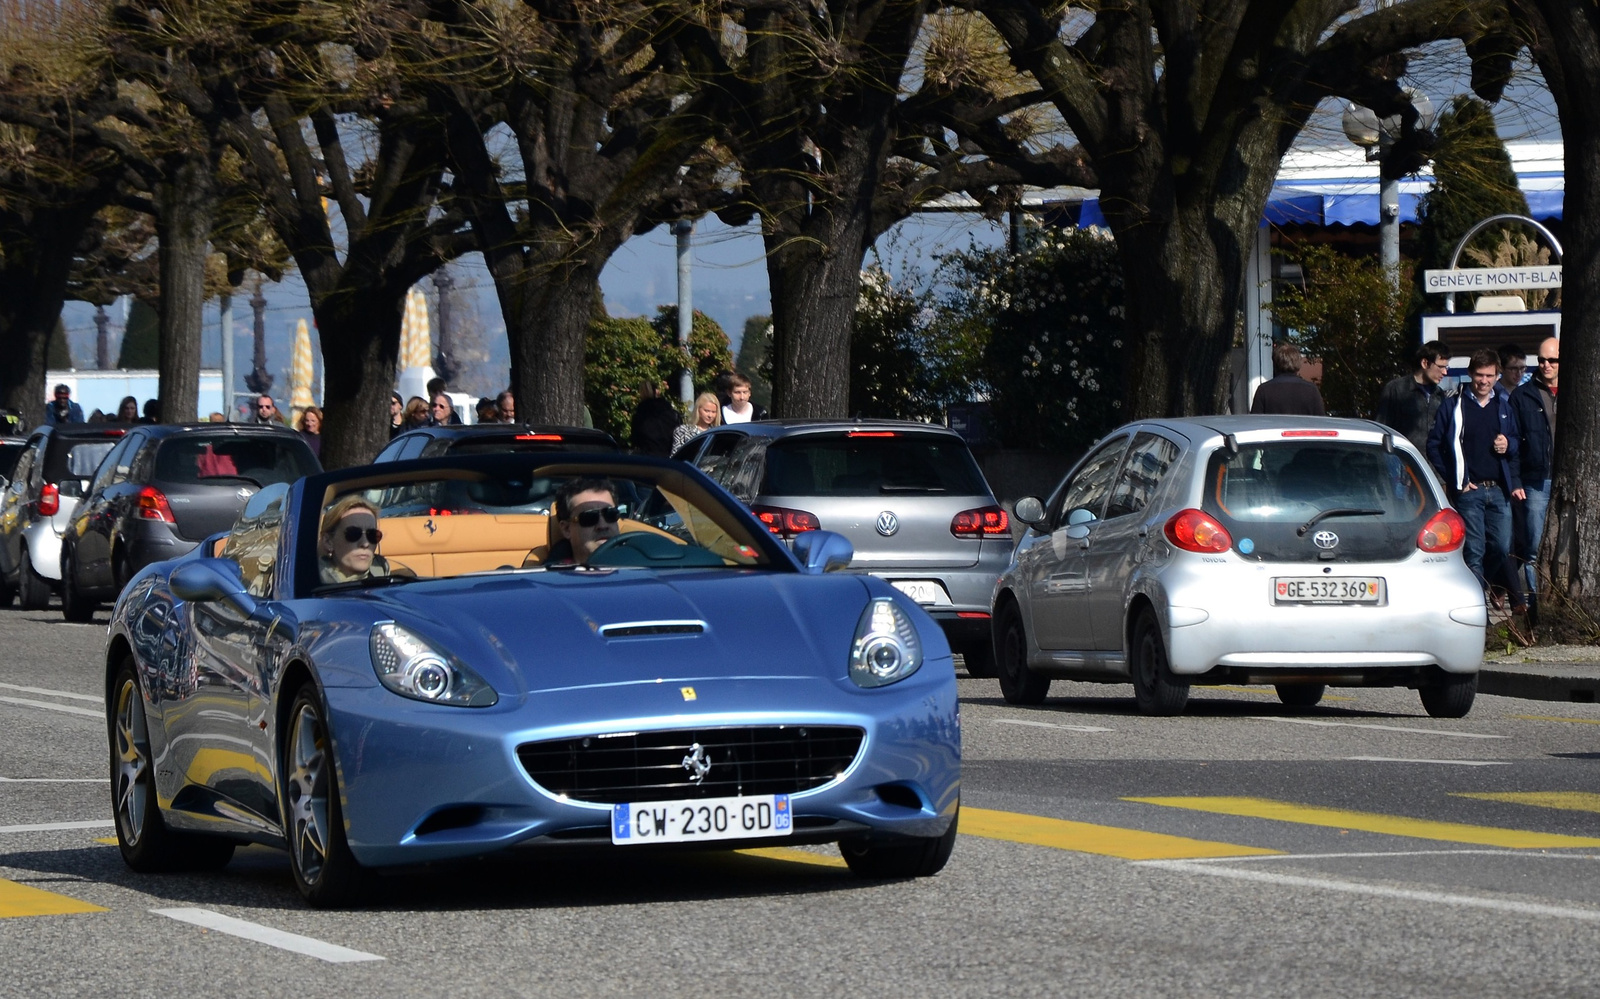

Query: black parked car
[1,424,129,609]
[374,424,618,462]
[59,423,320,620]
[0,436,26,488]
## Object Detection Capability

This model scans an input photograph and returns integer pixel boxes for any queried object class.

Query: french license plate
[611,794,791,845]
[1273,577,1383,604]
[890,579,951,605]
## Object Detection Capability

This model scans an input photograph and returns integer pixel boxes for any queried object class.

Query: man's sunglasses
[1539,356,1560,365]
[257,403,275,410]
[341,527,383,545]
[573,505,620,528]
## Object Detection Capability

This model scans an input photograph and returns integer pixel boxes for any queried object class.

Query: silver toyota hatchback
[991,416,1487,717]
[676,419,1014,670]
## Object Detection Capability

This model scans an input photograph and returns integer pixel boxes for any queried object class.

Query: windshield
[301,462,783,594]
[1203,441,1439,563]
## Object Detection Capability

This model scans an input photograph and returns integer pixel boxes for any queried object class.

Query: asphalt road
[2,603,1598,998]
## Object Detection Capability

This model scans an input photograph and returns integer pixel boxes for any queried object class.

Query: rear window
[1203,441,1437,563]
[154,435,320,488]
[44,435,123,497]
[762,433,988,497]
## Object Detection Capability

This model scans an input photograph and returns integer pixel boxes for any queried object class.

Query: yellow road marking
[1513,715,1600,726]
[0,879,106,918]
[961,807,1282,860]
[734,847,847,868]
[1128,796,1600,849]
[1199,685,1353,701]
[94,837,117,845]
[1453,791,1600,814]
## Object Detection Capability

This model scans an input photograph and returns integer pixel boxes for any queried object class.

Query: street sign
[1424,266,1562,293]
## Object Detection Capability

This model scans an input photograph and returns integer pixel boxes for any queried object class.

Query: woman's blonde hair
[297,405,323,432]
[320,495,381,544]
[690,391,722,427]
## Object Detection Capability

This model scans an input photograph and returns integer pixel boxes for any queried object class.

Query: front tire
[111,660,234,872]
[1130,609,1189,716]
[283,685,366,907]
[959,639,995,678]
[60,549,97,622]
[18,547,48,610]
[841,804,959,879]
[1419,673,1477,718]
[994,601,1050,705]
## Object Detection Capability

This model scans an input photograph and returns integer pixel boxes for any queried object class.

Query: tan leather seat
[378,514,550,576]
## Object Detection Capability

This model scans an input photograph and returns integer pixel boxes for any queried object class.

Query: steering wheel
[584,531,725,568]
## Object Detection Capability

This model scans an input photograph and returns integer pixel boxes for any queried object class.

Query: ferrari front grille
[516,725,864,804]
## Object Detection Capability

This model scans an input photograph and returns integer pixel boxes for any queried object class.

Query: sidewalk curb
[1479,665,1600,704]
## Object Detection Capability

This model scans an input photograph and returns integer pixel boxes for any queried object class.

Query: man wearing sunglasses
[545,477,621,566]
[1511,336,1559,606]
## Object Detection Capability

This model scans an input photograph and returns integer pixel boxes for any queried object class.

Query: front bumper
[325,666,961,867]
[1157,555,1488,677]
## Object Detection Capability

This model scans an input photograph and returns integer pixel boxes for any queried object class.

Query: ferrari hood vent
[598,619,706,639]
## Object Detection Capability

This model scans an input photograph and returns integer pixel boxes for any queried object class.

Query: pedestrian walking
[403,396,430,429]
[496,390,515,423]
[1249,342,1326,416]
[115,396,140,423]
[142,399,161,423]
[389,392,405,439]
[297,406,323,459]
[1498,343,1528,395]
[1510,336,1558,608]
[631,379,681,457]
[721,372,768,424]
[46,384,84,424]
[1426,347,1528,623]
[1376,341,1452,453]
[673,392,721,454]
[252,395,283,425]
[476,398,499,424]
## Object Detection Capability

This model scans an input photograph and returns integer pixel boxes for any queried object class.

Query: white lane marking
[992,718,1115,734]
[151,908,385,964]
[0,682,99,702]
[1253,716,1507,739]
[1150,849,1600,865]
[1140,859,1600,922]
[1345,756,1510,766]
[0,696,100,719]
[0,820,114,834]
[0,777,102,783]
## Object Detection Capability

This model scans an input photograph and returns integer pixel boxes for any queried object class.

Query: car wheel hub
[114,681,148,845]
[287,705,331,884]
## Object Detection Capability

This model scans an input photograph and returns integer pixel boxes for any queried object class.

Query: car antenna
[1382,433,1394,453]
[1224,433,1239,455]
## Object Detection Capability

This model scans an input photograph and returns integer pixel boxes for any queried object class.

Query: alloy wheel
[114,678,150,846]
[286,702,332,885]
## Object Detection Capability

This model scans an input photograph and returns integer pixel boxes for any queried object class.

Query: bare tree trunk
[0,210,92,427]
[1518,0,1600,619]
[315,284,405,470]
[499,259,595,426]
[766,210,872,418]
[155,156,215,424]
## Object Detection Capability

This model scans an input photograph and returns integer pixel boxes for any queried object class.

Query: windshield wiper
[1296,507,1385,536]
[880,485,944,493]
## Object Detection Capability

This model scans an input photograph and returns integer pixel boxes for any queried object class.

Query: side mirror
[171,559,257,617]
[792,530,853,574]
[1013,496,1046,528]
[1067,507,1098,527]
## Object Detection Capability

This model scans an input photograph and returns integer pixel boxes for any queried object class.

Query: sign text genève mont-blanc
[1424,265,1562,293]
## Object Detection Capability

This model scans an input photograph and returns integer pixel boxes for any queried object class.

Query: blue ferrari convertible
[105,453,960,906]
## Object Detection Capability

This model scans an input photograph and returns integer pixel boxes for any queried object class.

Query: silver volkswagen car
[676,419,1014,671]
[991,416,1486,717]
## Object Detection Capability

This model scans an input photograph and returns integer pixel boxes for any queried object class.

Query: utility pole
[432,268,455,385]
[674,219,694,406]
[94,305,110,369]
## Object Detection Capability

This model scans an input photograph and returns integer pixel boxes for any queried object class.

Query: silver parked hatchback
[676,419,1013,670]
[991,416,1486,717]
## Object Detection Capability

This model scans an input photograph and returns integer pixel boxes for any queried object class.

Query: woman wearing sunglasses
[318,495,393,584]
[544,477,621,566]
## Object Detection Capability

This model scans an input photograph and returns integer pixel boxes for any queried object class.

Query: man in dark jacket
[1427,347,1526,615]
[1250,342,1326,416]
[1510,336,1558,598]
[630,379,681,457]
[1376,341,1451,452]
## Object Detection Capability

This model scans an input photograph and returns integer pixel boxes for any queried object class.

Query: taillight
[1164,508,1232,553]
[951,505,1010,538]
[36,483,59,518]
[750,504,820,539]
[136,486,176,524]
[1418,509,1466,553]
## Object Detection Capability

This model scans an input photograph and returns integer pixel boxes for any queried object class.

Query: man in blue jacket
[1427,347,1527,617]
[1510,337,1558,600]
[45,384,83,425]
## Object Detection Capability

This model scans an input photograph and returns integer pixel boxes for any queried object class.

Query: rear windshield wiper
[1296,507,1385,536]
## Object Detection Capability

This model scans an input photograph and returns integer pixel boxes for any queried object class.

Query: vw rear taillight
[1164,508,1232,553]
[136,486,176,524]
[1417,508,1466,553]
[36,482,59,518]
[750,504,820,538]
[951,505,1010,538]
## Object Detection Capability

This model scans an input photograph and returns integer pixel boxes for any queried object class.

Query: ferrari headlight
[849,598,923,688]
[369,622,497,707]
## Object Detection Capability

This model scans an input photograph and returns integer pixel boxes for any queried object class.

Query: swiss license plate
[890,579,951,605]
[1273,577,1383,604]
[611,794,791,845]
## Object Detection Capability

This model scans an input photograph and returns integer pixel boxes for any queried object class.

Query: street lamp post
[673,219,694,406]
[1342,88,1434,293]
